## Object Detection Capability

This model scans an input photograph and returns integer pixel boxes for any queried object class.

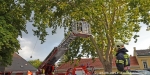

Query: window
[143,61,148,68]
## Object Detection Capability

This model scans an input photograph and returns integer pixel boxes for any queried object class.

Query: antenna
[30,38,38,58]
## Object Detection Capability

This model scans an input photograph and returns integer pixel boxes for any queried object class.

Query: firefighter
[115,41,132,75]
[42,69,45,74]
[27,70,32,75]
[52,65,55,75]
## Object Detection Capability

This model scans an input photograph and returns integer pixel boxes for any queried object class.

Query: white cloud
[126,24,150,55]
[18,37,34,60]
[17,27,65,61]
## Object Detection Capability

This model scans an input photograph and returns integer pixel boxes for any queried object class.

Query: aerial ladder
[38,19,98,75]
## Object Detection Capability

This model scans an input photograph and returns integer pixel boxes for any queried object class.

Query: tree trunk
[103,61,112,75]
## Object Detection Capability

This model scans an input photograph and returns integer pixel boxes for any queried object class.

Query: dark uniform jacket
[115,48,130,72]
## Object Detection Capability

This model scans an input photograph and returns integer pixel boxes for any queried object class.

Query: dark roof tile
[136,49,150,56]
[0,53,37,72]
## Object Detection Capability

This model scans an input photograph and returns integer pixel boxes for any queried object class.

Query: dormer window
[142,61,148,68]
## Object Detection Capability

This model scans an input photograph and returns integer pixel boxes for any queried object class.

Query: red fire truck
[38,20,98,75]
[66,65,95,75]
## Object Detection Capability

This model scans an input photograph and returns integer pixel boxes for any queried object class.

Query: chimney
[130,55,132,57]
[133,47,136,50]
[133,47,136,56]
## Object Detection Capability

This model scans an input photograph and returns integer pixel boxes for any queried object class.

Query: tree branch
[101,5,109,29]
[107,6,117,61]
[101,7,111,60]
[90,36,104,62]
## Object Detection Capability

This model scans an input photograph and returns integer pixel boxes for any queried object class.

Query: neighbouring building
[0,53,37,75]
[133,47,150,70]
[56,47,150,75]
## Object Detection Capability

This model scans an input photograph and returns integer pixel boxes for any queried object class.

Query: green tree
[28,59,42,68]
[57,55,68,66]
[29,0,149,73]
[0,0,28,66]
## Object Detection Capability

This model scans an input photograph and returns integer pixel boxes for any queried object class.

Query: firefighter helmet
[115,41,124,49]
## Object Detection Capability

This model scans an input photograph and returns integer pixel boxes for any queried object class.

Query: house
[55,56,139,74]
[133,47,150,70]
[0,53,37,75]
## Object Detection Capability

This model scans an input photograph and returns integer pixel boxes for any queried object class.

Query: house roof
[57,56,139,70]
[0,53,37,72]
[0,66,5,72]
[135,49,150,56]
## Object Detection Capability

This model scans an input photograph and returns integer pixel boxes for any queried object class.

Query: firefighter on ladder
[115,41,132,75]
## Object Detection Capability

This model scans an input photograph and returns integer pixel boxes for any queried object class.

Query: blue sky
[18,22,150,61]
